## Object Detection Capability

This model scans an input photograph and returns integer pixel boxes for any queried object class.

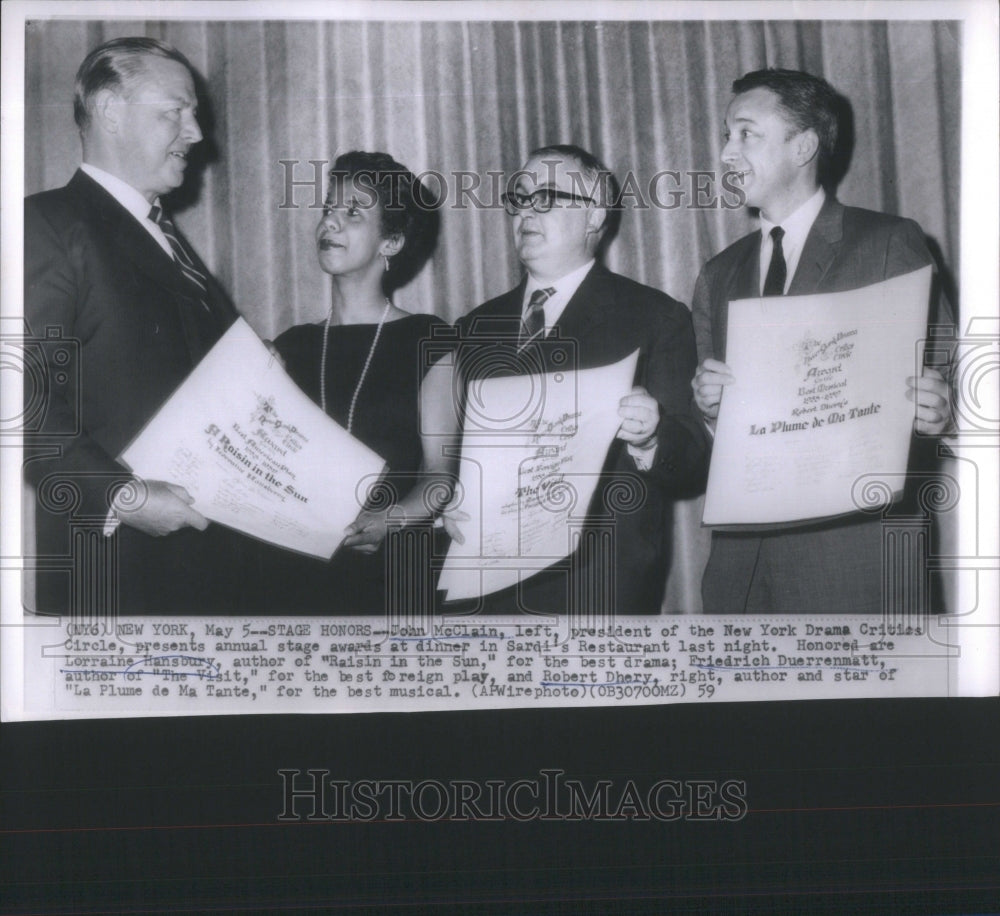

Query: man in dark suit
[449,145,707,615]
[24,37,247,615]
[691,68,953,614]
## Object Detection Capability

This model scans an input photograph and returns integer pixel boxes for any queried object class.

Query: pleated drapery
[23,18,961,612]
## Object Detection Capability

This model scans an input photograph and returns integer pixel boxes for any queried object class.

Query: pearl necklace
[320,297,392,435]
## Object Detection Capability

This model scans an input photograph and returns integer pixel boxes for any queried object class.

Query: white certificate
[439,351,639,601]
[120,318,386,558]
[703,266,932,525]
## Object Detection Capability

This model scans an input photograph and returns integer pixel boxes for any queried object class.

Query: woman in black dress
[261,151,454,615]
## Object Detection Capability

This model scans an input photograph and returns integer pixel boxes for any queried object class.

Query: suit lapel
[71,171,193,301]
[71,171,231,361]
[552,265,611,348]
[501,280,527,321]
[716,198,845,356]
[788,196,844,295]
[487,280,527,347]
[718,235,760,358]
[484,265,612,350]
[478,266,616,373]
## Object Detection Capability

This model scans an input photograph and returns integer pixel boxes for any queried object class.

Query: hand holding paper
[112,479,208,536]
[439,501,469,545]
[703,266,932,526]
[616,385,660,448]
[120,319,386,558]
[342,507,393,553]
[692,358,736,421]
[439,351,639,601]
[907,368,951,435]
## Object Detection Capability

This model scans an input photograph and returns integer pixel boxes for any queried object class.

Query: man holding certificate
[446,145,708,615]
[24,38,250,615]
[691,68,954,614]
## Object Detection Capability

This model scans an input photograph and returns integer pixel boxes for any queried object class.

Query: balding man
[449,144,707,615]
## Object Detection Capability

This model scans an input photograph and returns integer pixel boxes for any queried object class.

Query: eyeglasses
[502,188,595,215]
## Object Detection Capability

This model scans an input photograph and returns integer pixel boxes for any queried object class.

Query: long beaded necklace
[319,297,392,435]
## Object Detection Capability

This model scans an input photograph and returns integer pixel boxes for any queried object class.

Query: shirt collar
[81,163,162,225]
[523,259,595,312]
[760,186,825,250]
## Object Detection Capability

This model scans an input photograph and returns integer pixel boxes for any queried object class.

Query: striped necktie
[149,205,211,311]
[518,286,555,349]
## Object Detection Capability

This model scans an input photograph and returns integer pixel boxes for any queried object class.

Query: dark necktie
[519,286,555,348]
[763,225,787,296]
[149,205,211,311]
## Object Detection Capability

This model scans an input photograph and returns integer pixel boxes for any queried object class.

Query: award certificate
[439,350,639,601]
[120,319,386,557]
[703,265,932,525]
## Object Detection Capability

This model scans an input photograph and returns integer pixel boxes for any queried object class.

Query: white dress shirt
[758,186,826,295]
[80,163,174,259]
[521,258,595,331]
[705,187,827,440]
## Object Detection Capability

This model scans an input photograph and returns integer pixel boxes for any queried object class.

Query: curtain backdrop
[23,18,961,612]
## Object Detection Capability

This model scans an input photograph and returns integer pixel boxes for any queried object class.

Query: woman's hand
[439,501,469,545]
[342,509,388,553]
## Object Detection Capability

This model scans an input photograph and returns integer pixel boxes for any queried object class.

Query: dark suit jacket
[23,169,247,614]
[692,195,951,613]
[450,264,708,614]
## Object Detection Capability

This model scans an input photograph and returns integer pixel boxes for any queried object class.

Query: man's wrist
[103,477,139,536]
[626,439,658,471]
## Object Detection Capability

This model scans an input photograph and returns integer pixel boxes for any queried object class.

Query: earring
[383,254,390,272]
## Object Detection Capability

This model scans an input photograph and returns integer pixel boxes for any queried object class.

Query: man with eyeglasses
[449,144,708,615]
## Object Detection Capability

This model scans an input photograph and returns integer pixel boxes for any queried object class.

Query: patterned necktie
[763,225,787,296]
[149,205,211,311]
[519,286,555,348]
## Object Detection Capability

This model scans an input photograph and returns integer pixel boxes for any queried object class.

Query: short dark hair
[327,151,440,294]
[732,68,842,184]
[74,37,193,131]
